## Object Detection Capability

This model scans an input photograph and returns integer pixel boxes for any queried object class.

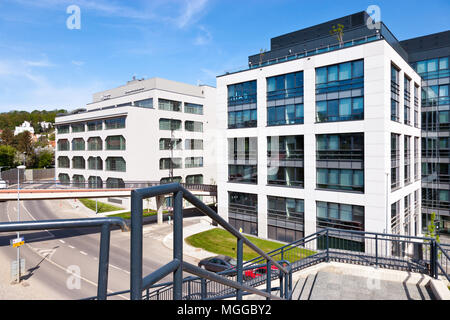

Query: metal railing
[0,217,128,300]
[129,183,291,300]
[2,180,217,194]
[142,226,450,300]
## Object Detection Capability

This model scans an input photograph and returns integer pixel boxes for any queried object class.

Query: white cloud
[194,25,212,45]
[71,60,85,66]
[0,58,103,111]
[177,0,209,28]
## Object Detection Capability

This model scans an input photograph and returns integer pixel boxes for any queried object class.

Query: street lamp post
[16,165,26,283]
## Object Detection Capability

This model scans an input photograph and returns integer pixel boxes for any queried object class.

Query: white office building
[55,77,217,208]
[216,12,422,247]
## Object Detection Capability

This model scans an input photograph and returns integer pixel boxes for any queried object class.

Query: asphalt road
[0,199,199,300]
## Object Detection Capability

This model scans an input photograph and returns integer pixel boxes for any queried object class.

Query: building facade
[401,32,450,235]
[216,12,423,246]
[55,77,216,208]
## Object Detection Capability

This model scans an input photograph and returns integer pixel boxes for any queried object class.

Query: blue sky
[0,0,448,112]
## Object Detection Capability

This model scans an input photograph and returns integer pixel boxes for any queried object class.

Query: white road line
[80,251,88,256]
[21,202,55,240]
[24,243,128,300]
[59,240,66,244]
[69,245,75,249]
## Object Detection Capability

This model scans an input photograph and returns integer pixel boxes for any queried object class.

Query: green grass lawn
[78,199,123,214]
[109,209,170,220]
[185,228,315,263]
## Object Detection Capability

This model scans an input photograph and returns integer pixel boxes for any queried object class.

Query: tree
[425,212,440,243]
[15,131,33,154]
[1,128,15,146]
[36,149,54,168]
[0,145,17,168]
[15,131,33,166]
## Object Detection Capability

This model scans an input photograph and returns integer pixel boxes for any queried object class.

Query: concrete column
[156,195,165,225]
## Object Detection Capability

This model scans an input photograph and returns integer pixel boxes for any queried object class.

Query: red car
[244,265,278,281]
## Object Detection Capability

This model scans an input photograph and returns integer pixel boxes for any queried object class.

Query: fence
[1,168,55,184]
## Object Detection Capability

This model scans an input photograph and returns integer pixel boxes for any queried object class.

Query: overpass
[0,181,217,201]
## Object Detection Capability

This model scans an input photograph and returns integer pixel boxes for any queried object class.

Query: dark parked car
[198,255,237,273]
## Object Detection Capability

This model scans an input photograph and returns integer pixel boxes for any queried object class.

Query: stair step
[292,274,317,300]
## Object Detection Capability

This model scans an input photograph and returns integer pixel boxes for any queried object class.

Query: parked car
[243,265,279,281]
[198,255,237,273]
[0,180,7,189]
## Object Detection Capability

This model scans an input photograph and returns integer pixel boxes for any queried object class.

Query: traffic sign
[10,237,25,248]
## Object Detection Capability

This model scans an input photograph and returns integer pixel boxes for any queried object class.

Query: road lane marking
[69,245,75,249]
[59,240,66,244]
[21,202,55,241]
[80,251,88,256]
[24,243,128,300]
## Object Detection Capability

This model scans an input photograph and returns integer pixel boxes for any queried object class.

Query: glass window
[159,119,181,131]
[329,169,339,185]
[105,117,125,130]
[339,98,352,117]
[134,98,153,108]
[427,59,438,72]
[267,77,276,92]
[185,121,203,132]
[329,203,339,219]
[439,111,449,124]
[106,136,126,150]
[317,169,327,184]
[416,61,426,74]
[71,123,85,133]
[106,157,126,172]
[87,137,102,151]
[439,190,449,201]
[352,60,364,78]
[328,65,338,82]
[316,67,327,84]
[328,135,339,149]
[353,170,364,187]
[87,120,102,131]
[328,100,339,118]
[439,85,449,97]
[352,97,364,114]
[286,73,295,89]
[185,103,203,115]
[316,101,327,122]
[158,99,181,112]
[340,205,353,221]
[339,62,352,80]
[317,202,328,218]
[439,57,449,70]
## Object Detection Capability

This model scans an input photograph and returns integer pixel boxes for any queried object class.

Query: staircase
[291,269,436,300]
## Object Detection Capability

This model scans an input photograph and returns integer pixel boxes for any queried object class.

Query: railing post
[284,269,289,299]
[279,271,284,299]
[266,260,271,300]
[326,229,330,262]
[97,223,111,300]
[375,234,378,268]
[130,190,143,300]
[431,240,438,279]
[173,190,184,300]
[201,278,207,300]
[236,238,243,300]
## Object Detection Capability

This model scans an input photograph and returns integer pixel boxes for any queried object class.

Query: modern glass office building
[401,32,450,235]
[217,11,426,245]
